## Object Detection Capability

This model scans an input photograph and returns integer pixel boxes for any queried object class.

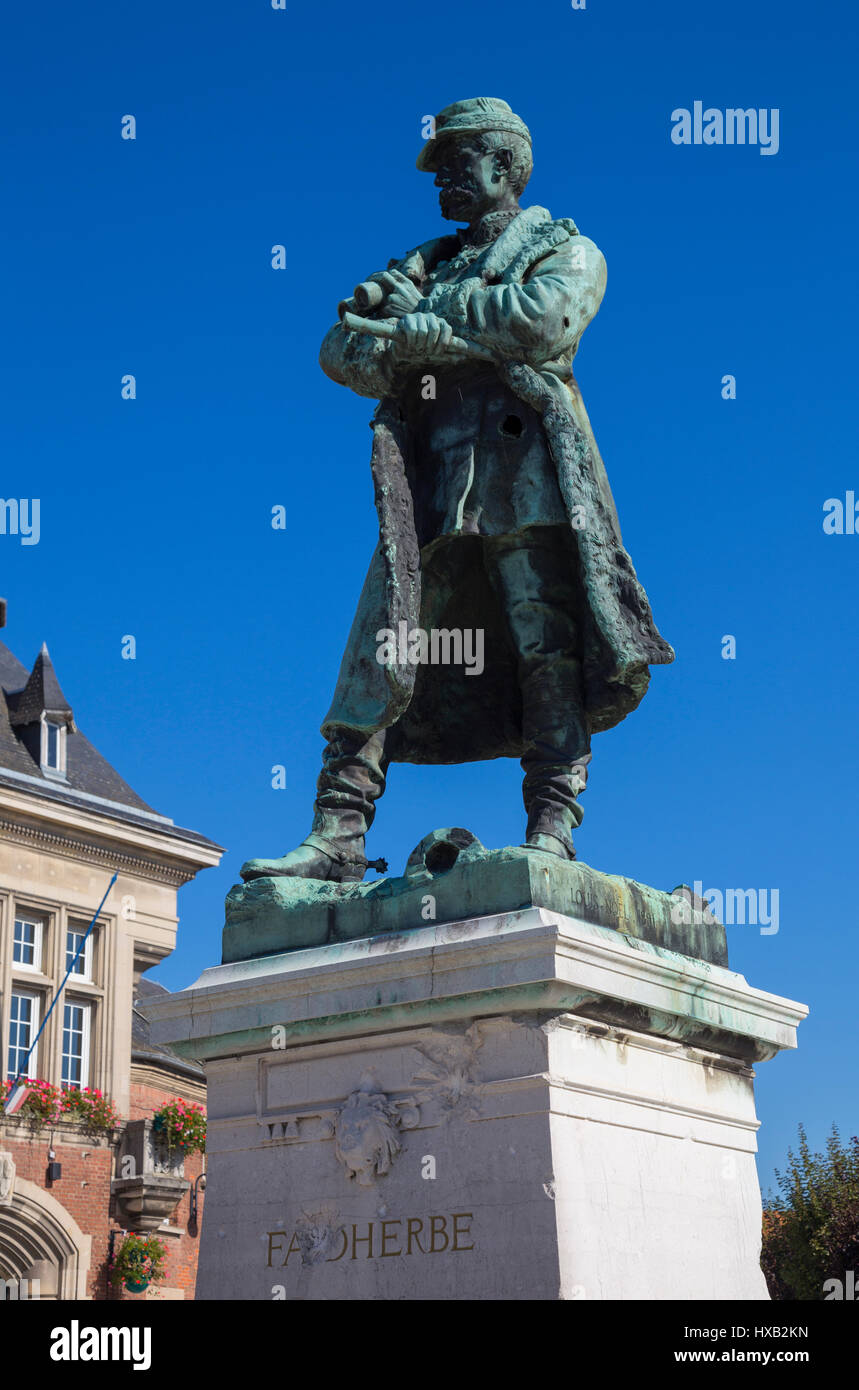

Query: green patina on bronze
[224,829,725,967]
[239,96,675,902]
[320,203,673,752]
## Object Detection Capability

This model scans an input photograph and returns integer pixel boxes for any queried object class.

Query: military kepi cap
[417,97,531,172]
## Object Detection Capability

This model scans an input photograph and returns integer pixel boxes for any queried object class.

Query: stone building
[0,619,222,1299]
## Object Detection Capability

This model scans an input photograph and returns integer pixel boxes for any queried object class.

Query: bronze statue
[242,98,672,885]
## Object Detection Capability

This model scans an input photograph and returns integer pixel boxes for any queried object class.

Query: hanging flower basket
[151,1097,206,1157]
[110,1233,167,1293]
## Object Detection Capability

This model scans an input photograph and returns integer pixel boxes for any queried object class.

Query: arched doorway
[0,1177,91,1299]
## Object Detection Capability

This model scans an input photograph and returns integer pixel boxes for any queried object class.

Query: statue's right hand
[391,312,455,362]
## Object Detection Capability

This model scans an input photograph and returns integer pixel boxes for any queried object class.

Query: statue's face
[434,140,512,223]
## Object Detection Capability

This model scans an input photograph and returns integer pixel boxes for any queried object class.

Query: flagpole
[3,872,117,1112]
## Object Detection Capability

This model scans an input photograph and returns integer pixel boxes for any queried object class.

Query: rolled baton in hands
[337,275,390,322]
[341,311,495,361]
[353,280,387,312]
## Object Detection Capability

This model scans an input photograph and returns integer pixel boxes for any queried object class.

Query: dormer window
[6,642,75,775]
[41,714,67,775]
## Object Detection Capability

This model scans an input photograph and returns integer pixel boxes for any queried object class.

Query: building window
[61,1002,91,1090]
[40,717,66,774]
[66,926,91,981]
[12,916,43,972]
[7,990,39,1081]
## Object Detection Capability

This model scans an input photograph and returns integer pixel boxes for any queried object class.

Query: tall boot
[240,728,388,883]
[523,755,591,859]
[519,659,591,861]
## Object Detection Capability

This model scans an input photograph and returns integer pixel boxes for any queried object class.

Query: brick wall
[111,1147,206,1302]
[1,1069,207,1300]
[0,1121,113,1299]
[109,1073,207,1301]
[128,1072,206,1121]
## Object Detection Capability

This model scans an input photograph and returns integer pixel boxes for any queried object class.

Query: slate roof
[0,636,221,852]
[132,977,204,1080]
[0,640,36,779]
[6,642,74,726]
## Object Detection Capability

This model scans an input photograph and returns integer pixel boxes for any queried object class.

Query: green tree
[761,1124,859,1300]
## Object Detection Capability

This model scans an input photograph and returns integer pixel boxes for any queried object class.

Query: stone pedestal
[146,877,806,1301]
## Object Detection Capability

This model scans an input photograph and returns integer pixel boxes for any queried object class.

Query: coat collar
[478,205,556,280]
[399,206,573,284]
[457,206,522,247]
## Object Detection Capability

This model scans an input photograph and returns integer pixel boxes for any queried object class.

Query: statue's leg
[483,528,591,860]
[240,728,389,882]
[240,543,467,884]
[309,726,389,861]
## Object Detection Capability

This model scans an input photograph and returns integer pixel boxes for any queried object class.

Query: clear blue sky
[2,0,856,1190]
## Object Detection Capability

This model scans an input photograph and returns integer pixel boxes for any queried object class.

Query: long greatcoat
[318,205,673,765]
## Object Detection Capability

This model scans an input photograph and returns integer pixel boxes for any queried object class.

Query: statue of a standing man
[242,98,673,884]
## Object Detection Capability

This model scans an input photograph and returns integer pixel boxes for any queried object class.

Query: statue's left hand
[391,312,456,362]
